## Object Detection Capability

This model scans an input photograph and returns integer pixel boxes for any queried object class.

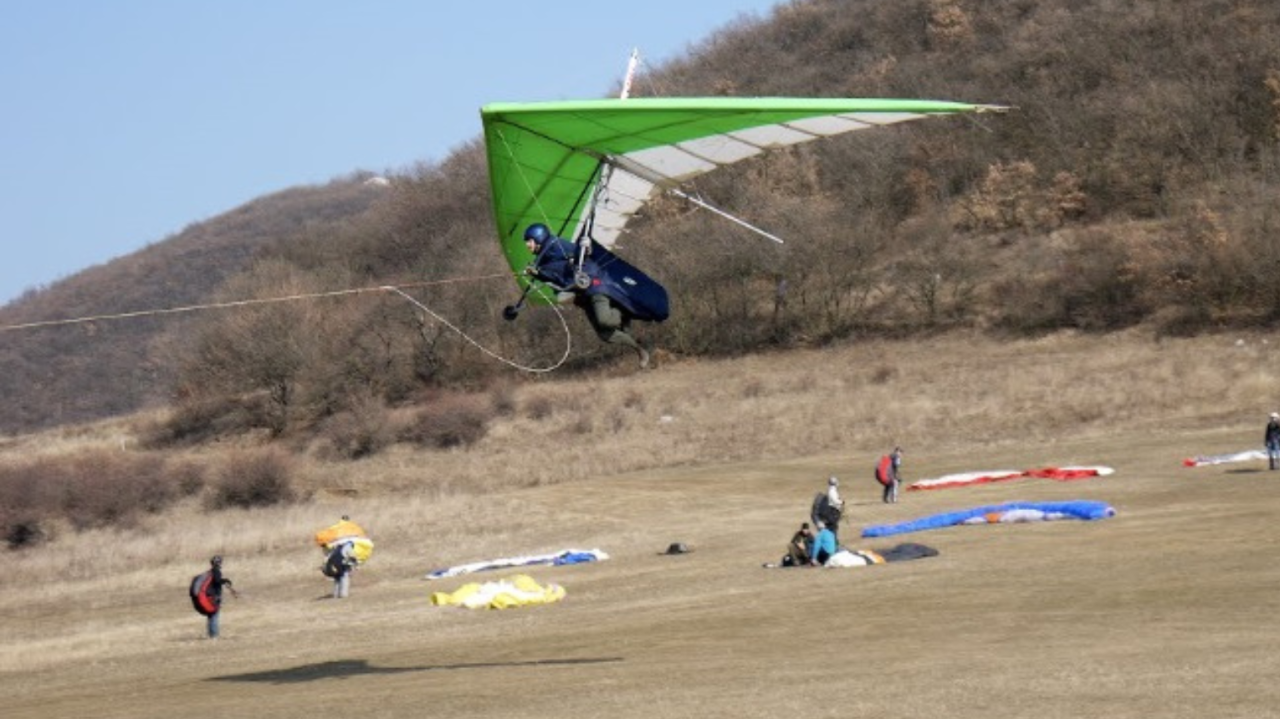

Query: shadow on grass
[208,656,623,684]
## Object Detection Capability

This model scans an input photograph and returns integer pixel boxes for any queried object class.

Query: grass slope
[3,332,1280,718]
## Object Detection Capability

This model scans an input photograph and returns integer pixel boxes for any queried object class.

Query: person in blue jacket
[524,223,660,368]
[808,523,838,566]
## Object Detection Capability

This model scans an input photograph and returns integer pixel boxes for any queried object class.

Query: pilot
[524,223,650,368]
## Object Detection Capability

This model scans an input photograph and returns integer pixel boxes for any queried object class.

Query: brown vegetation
[1,0,1280,438]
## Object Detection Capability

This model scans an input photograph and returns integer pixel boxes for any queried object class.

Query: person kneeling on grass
[809,523,838,567]
[782,522,813,567]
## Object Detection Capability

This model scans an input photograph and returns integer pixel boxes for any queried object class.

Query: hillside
[0,178,387,433]
[3,0,1280,437]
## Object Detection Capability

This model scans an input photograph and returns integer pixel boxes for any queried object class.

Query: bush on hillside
[141,395,271,448]
[205,449,299,510]
[399,391,494,449]
[0,451,199,549]
[313,395,396,460]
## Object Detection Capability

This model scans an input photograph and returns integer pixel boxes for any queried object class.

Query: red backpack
[189,571,218,616]
[875,455,893,486]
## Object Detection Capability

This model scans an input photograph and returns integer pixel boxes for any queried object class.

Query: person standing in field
[203,555,238,639]
[326,539,357,599]
[317,515,370,599]
[810,476,844,540]
[876,447,904,504]
[1266,413,1280,470]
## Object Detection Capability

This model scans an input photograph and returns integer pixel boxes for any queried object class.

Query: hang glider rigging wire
[0,274,574,374]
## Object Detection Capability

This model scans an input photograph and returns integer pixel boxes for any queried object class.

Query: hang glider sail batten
[482,97,1005,287]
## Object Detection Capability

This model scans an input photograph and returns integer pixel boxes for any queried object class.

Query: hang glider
[481,97,1006,304]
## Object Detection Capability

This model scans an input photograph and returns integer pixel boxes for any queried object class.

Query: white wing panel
[623,145,718,182]
[675,135,765,165]
[578,111,933,246]
[728,124,817,147]
[785,115,876,136]
[573,168,657,248]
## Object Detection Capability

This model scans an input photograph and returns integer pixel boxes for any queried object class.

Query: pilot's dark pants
[581,294,648,367]
[584,294,640,350]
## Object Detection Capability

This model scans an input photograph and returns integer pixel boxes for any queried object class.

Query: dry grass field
[3,331,1280,718]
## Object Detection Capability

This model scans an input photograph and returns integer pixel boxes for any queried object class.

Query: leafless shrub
[205,449,298,510]
[0,450,188,547]
[141,395,268,448]
[168,459,206,497]
[622,389,646,410]
[399,392,494,449]
[526,395,555,421]
[566,415,594,436]
[926,0,975,50]
[314,399,395,461]
[490,382,518,417]
[870,365,897,385]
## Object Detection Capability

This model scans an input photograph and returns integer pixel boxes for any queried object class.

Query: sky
[0,0,782,306]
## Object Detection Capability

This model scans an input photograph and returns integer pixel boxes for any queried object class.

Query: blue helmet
[523,223,552,248]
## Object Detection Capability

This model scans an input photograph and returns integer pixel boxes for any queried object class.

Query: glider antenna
[576,48,642,251]
[619,48,640,99]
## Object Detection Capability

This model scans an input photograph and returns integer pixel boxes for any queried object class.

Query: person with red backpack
[875,447,904,504]
[190,555,238,639]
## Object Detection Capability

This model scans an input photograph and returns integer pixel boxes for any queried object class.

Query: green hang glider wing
[481,97,1004,299]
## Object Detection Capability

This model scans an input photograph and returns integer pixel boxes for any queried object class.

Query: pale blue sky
[0,1,781,305]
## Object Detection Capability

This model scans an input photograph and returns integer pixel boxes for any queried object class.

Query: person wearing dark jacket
[326,541,357,599]
[784,523,813,567]
[1266,413,1280,470]
[876,447,903,504]
[205,555,238,639]
[523,223,652,368]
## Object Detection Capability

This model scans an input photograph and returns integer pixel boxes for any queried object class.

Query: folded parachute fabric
[430,574,566,610]
[424,548,608,580]
[908,466,1114,491]
[824,542,939,568]
[314,520,374,563]
[824,549,886,568]
[861,500,1115,538]
[1182,449,1267,468]
[315,519,367,547]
